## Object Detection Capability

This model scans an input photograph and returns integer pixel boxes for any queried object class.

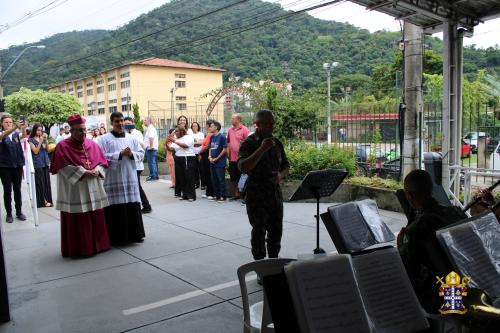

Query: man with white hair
[143,117,159,181]
[50,114,110,257]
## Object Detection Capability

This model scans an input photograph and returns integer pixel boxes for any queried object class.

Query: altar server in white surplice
[99,111,146,245]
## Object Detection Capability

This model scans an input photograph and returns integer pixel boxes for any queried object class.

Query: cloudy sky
[0,0,499,50]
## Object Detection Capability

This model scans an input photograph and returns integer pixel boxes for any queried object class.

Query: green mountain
[1,0,499,96]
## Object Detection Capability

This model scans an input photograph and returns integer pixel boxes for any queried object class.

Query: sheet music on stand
[437,211,500,302]
[289,169,348,254]
[320,199,395,253]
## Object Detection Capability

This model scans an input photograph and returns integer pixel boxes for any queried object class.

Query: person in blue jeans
[144,117,159,181]
[208,121,227,203]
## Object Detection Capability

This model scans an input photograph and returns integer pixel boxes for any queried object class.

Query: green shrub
[286,145,356,180]
[157,138,166,162]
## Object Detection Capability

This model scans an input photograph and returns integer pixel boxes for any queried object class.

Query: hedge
[286,144,356,181]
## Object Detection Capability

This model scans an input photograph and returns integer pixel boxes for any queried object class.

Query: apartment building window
[97,101,105,106]
[96,79,104,85]
[108,99,117,104]
[175,80,186,88]
[175,73,186,78]
[109,106,117,113]
[68,87,74,92]
[77,92,83,98]
[88,109,95,116]
[176,103,187,111]
[120,72,129,78]
[121,104,131,112]
[107,75,116,81]
[77,85,83,90]
[121,96,130,102]
[108,83,116,91]
[97,86,104,94]
[176,96,186,101]
[86,82,93,87]
[120,80,130,89]
[87,89,93,96]
[98,108,105,115]
[59,89,66,93]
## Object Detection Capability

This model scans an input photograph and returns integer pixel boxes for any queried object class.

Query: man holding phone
[0,115,27,223]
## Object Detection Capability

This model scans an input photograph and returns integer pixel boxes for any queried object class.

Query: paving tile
[231,224,337,259]
[117,223,222,260]
[127,301,242,333]
[5,245,139,289]
[3,262,221,333]
[148,242,259,300]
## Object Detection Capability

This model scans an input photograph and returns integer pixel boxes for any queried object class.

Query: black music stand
[289,169,348,254]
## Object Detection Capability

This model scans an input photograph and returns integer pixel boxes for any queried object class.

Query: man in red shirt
[227,113,249,201]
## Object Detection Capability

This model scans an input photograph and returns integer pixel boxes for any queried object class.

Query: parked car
[356,144,393,177]
[487,135,500,154]
[377,158,401,180]
[461,140,471,158]
[463,132,491,153]
[489,141,500,170]
[355,144,385,163]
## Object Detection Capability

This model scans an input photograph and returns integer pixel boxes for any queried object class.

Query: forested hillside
[1,0,499,96]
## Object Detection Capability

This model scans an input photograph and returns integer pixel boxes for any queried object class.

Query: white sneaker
[207,196,215,201]
[202,194,207,198]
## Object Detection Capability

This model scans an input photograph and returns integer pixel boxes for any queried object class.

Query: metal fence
[147,100,226,138]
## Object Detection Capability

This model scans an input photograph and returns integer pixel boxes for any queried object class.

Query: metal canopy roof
[348,0,500,33]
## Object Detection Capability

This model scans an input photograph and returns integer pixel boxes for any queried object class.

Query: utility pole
[323,62,338,145]
[170,87,176,128]
[402,22,423,178]
[0,64,4,100]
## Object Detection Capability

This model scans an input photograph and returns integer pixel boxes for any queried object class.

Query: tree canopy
[4,88,81,131]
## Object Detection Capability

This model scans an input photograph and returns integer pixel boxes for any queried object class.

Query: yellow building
[50,58,225,129]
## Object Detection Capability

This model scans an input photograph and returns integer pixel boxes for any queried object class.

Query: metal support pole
[442,22,462,193]
[402,22,423,178]
[327,70,332,145]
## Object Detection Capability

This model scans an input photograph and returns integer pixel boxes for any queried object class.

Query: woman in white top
[191,121,204,188]
[166,126,196,201]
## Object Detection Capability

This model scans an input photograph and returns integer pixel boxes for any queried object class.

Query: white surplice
[55,165,108,213]
[98,132,144,205]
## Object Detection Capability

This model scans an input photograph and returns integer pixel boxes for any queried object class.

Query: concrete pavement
[0,175,406,333]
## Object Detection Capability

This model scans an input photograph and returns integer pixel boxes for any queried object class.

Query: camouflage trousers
[246,197,283,260]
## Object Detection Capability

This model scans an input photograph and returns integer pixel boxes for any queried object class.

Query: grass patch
[345,176,403,191]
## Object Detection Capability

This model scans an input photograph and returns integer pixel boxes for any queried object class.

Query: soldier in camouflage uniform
[238,110,289,260]
[398,169,466,312]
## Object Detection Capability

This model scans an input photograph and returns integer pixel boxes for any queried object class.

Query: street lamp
[170,87,177,128]
[323,62,338,145]
[0,45,45,99]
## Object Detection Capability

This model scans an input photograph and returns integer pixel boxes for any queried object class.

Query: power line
[66,0,339,76]
[31,0,250,74]
[34,0,312,76]
[0,0,71,34]
[9,0,341,88]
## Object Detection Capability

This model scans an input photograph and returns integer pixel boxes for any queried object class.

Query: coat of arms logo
[436,271,470,315]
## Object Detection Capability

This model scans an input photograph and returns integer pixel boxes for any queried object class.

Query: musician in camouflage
[238,110,289,260]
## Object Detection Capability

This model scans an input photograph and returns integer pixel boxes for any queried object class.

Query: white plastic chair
[237,258,295,333]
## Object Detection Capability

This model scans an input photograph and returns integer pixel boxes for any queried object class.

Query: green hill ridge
[1,0,499,96]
